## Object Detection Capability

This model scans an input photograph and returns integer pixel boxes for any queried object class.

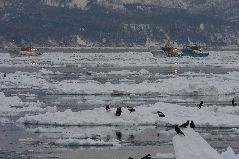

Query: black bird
[198,101,204,109]
[157,111,165,117]
[232,98,237,106]
[3,73,6,77]
[190,121,195,129]
[115,107,122,116]
[179,120,189,128]
[115,131,122,141]
[141,154,152,159]
[86,71,92,76]
[127,106,135,113]
[105,104,111,112]
[175,125,185,136]
[128,134,135,140]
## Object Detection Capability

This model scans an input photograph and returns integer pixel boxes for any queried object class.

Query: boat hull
[9,50,42,56]
[19,50,39,56]
[181,48,209,57]
[151,50,182,57]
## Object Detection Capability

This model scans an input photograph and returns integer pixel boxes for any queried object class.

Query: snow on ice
[51,138,121,147]
[17,102,239,127]
[0,92,56,118]
[173,128,239,159]
[2,69,239,96]
[221,147,238,159]
[173,128,223,159]
[1,51,239,68]
[154,153,175,159]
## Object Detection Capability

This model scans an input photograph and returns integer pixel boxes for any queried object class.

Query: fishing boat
[161,43,182,57]
[19,46,41,56]
[8,45,42,56]
[181,45,209,57]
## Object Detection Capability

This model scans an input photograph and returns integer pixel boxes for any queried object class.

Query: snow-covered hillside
[41,0,89,10]
[0,0,238,47]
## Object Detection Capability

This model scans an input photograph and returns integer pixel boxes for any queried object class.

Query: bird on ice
[190,120,195,129]
[141,154,152,159]
[157,111,165,117]
[179,120,189,128]
[127,106,135,113]
[232,98,237,106]
[175,125,185,136]
[105,104,111,112]
[115,107,122,116]
[198,101,204,109]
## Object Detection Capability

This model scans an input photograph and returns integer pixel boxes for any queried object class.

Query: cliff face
[0,0,238,47]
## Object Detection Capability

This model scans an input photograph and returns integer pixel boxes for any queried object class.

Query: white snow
[173,128,223,159]
[200,23,205,31]
[47,71,239,95]
[1,51,239,68]
[221,147,238,159]
[2,69,239,96]
[173,128,239,159]
[0,71,50,90]
[0,92,56,117]
[38,68,54,74]
[42,0,89,10]
[99,69,151,76]
[51,138,120,147]
[17,102,239,127]
[154,153,175,159]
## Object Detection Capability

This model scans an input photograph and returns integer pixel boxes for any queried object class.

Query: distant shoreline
[38,46,239,53]
[1,46,238,54]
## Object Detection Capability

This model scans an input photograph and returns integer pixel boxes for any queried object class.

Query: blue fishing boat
[181,46,209,57]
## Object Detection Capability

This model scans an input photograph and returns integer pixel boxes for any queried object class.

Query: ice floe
[0,92,56,118]
[50,138,121,147]
[38,68,54,74]
[49,71,239,95]
[0,71,50,89]
[17,102,239,127]
[173,128,223,159]
[221,146,238,159]
[1,69,239,96]
[0,51,239,68]
[98,69,151,76]
[154,153,175,159]
[173,128,239,159]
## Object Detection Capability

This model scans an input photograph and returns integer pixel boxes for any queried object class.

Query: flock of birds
[128,120,195,159]
[105,104,165,117]
[105,97,237,122]
[127,121,195,159]
[105,98,237,159]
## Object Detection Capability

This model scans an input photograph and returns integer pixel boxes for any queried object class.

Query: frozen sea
[0,49,239,159]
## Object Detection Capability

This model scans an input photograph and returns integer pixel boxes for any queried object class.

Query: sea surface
[0,50,239,159]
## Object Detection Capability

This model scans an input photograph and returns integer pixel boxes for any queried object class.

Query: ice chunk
[153,153,175,159]
[173,128,223,159]
[17,102,239,127]
[221,146,238,159]
[51,138,120,147]
[38,68,54,74]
